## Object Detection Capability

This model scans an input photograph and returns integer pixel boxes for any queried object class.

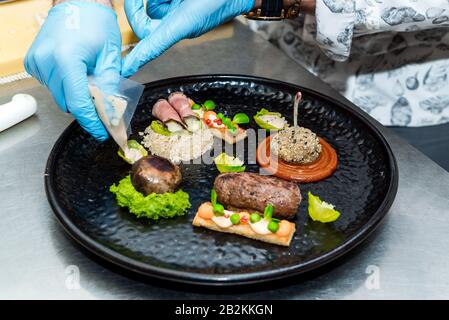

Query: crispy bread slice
[209,127,247,144]
[192,212,295,247]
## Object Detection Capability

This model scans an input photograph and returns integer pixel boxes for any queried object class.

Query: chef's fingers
[62,61,109,141]
[121,16,186,77]
[93,39,122,96]
[147,0,182,19]
[125,0,161,39]
[25,43,77,113]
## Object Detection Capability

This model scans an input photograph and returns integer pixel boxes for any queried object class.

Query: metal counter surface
[1,21,449,299]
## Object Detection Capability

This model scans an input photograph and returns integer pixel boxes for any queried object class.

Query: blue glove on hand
[122,0,255,77]
[25,1,122,141]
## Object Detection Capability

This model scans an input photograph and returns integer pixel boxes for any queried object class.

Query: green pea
[217,113,224,119]
[230,213,240,225]
[250,213,261,223]
[268,220,279,233]
[191,103,202,110]
[203,100,216,110]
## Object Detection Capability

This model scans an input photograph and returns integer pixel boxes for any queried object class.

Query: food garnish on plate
[193,188,296,247]
[213,172,301,220]
[257,92,338,183]
[214,152,246,173]
[152,98,187,133]
[110,155,190,220]
[254,108,288,130]
[193,99,249,144]
[307,192,341,223]
[141,94,214,164]
[117,140,148,164]
[168,92,202,132]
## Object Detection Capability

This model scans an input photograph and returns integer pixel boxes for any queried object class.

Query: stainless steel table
[1,21,449,299]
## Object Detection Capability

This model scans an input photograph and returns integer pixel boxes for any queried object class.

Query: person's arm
[315,0,449,61]
[24,0,122,141]
[251,0,316,15]
[122,0,317,77]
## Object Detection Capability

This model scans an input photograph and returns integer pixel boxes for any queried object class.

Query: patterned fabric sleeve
[315,0,356,61]
[316,0,449,61]
[354,0,449,35]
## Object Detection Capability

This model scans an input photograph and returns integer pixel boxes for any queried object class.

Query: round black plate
[45,75,398,286]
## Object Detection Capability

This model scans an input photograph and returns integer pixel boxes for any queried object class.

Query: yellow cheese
[0,0,137,78]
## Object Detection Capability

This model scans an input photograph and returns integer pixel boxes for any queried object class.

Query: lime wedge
[214,153,246,173]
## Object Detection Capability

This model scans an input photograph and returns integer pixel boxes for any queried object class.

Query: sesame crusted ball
[271,127,322,164]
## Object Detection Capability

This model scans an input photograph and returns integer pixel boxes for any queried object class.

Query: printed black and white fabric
[248,0,449,126]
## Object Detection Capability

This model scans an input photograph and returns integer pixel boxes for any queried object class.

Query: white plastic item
[88,76,144,152]
[0,94,37,132]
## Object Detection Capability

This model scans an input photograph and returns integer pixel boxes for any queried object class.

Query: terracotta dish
[256,135,338,183]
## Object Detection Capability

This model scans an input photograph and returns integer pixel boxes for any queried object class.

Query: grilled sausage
[214,172,301,219]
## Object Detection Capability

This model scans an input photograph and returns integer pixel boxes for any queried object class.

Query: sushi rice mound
[141,126,214,164]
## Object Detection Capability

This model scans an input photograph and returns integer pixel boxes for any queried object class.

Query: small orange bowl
[256,135,338,183]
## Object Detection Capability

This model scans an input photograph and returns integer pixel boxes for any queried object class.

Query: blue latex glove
[122,0,255,77]
[24,1,122,141]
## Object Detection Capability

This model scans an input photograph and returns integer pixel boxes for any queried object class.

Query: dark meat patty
[214,172,301,219]
[131,155,182,195]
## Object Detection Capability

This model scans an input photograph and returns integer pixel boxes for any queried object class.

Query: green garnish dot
[264,203,274,220]
[192,103,202,110]
[222,117,230,124]
[232,113,250,124]
[150,120,171,136]
[250,213,261,223]
[217,113,224,119]
[228,126,237,133]
[203,100,216,110]
[230,213,241,225]
[268,220,279,233]
[213,203,224,216]
[211,189,217,205]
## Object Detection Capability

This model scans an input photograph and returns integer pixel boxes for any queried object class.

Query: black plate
[45,75,398,286]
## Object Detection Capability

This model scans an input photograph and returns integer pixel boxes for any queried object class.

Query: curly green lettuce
[110,175,191,220]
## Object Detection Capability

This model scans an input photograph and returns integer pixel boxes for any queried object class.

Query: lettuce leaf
[110,175,191,220]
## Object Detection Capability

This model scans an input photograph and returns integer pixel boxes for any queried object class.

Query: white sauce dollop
[124,148,144,164]
[212,215,233,228]
[259,115,287,129]
[249,219,271,235]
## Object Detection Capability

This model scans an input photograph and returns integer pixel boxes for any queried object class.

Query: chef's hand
[24,1,122,141]
[122,0,255,77]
